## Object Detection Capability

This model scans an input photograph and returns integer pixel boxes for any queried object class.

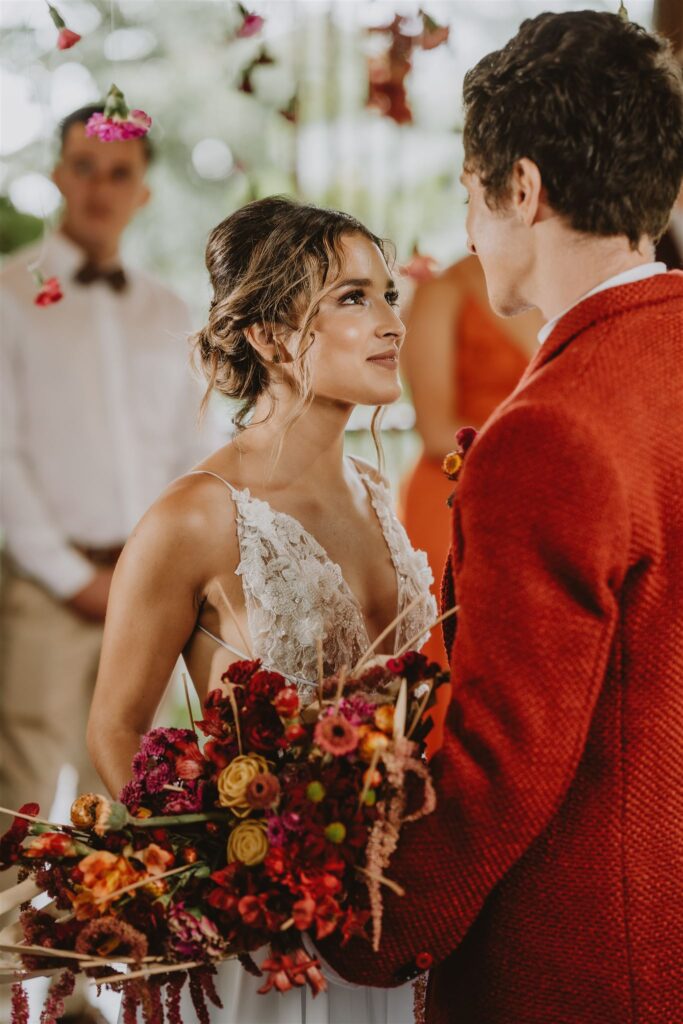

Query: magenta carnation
[86,110,152,142]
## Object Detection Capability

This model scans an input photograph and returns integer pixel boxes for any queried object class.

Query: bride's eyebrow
[332,277,396,290]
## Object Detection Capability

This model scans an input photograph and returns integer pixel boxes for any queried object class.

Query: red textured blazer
[322,273,683,1023]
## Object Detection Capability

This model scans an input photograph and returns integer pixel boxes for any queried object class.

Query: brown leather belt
[72,542,125,567]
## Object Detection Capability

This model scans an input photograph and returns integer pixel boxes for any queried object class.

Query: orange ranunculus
[78,850,141,905]
[137,843,175,876]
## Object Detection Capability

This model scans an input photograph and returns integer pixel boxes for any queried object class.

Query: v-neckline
[229,459,401,652]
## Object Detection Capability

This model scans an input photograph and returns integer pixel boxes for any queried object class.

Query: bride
[88,196,437,1023]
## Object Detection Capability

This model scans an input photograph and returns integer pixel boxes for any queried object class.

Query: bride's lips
[367,349,399,370]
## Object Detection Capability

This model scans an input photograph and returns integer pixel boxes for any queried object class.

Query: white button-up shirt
[1,233,220,598]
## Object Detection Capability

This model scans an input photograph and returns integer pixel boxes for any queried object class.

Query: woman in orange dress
[400,254,543,753]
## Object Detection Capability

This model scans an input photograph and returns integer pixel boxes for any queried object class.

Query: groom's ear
[510,158,548,228]
[244,323,293,366]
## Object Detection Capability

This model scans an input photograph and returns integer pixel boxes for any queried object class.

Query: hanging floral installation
[46,1,81,51]
[86,84,152,142]
[236,3,265,39]
[366,9,450,125]
[399,245,439,284]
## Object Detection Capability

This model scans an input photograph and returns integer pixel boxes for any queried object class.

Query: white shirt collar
[537,261,668,345]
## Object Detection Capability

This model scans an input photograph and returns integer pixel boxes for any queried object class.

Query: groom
[322,10,683,1023]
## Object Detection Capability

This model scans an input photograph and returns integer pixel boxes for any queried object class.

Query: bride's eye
[339,290,366,306]
[385,290,400,307]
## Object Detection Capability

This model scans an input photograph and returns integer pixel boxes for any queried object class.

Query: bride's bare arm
[87,476,236,796]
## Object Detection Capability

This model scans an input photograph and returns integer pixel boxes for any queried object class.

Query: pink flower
[34,276,63,307]
[314,713,359,756]
[86,110,152,142]
[237,11,264,38]
[57,27,81,50]
[47,3,81,51]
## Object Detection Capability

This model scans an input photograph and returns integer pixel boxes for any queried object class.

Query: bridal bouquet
[0,650,448,1023]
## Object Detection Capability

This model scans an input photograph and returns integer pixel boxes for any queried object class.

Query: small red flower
[416,951,434,970]
[47,3,81,51]
[0,803,39,868]
[284,722,307,744]
[236,7,264,38]
[273,686,299,718]
[34,276,63,307]
[57,27,81,50]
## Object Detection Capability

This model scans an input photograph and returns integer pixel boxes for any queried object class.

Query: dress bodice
[193,459,436,702]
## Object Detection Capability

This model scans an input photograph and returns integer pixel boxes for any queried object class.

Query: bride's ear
[244,324,291,366]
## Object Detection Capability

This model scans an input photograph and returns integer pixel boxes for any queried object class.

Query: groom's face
[462,171,534,317]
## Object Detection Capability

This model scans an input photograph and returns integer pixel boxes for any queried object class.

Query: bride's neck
[236,393,352,492]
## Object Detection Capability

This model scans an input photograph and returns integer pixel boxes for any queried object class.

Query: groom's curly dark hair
[463,11,683,247]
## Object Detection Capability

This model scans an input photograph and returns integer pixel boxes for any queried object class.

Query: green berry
[306,781,325,803]
[324,821,346,844]
[363,789,377,806]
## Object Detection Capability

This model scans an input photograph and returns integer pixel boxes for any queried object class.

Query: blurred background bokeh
[0,0,659,487]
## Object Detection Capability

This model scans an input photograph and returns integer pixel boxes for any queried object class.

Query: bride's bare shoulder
[124,465,240,580]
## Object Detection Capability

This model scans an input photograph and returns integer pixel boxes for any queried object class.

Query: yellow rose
[217,754,270,818]
[227,820,269,866]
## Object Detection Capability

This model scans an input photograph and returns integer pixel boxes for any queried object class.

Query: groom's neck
[533,230,656,321]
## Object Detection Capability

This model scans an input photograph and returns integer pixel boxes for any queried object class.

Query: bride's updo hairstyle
[194,196,393,436]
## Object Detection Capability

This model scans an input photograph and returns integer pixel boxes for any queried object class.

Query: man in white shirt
[0,105,216,835]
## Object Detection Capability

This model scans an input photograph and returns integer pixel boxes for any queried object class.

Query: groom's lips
[367,349,399,370]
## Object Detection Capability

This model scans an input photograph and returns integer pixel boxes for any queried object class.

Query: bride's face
[305,233,405,408]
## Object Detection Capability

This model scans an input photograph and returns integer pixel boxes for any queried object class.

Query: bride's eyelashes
[338,288,400,308]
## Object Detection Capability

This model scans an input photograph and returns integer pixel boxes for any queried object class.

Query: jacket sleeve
[319,400,630,985]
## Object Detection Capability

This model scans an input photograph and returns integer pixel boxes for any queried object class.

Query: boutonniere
[442,426,478,506]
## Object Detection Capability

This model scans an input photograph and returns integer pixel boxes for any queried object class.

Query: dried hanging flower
[366,11,450,124]
[239,49,276,95]
[236,3,265,38]
[46,3,81,50]
[86,84,152,142]
[419,9,449,51]
[33,271,63,307]
[400,245,439,283]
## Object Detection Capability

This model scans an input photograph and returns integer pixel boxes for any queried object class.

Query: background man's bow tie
[73,262,128,292]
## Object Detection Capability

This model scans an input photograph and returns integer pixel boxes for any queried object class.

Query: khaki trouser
[0,566,109,1015]
[0,565,103,822]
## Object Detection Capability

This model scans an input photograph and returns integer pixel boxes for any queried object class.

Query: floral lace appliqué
[225,465,436,704]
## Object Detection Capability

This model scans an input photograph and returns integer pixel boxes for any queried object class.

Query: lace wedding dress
[183,457,437,1024]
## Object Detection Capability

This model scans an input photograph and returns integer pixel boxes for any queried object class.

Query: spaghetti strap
[197,624,250,661]
[185,469,238,494]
